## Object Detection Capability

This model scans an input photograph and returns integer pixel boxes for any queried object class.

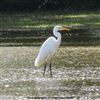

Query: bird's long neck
[53,30,61,45]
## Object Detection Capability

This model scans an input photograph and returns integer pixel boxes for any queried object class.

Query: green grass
[0,11,100,30]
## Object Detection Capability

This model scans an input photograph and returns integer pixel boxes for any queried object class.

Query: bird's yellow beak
[58,26,70,33]
[62,27,70,31]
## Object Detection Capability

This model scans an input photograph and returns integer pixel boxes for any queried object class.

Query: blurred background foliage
[0,0,100,46]
[0,0,100,12]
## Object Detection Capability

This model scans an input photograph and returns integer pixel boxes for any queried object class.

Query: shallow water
[0,46,100,100]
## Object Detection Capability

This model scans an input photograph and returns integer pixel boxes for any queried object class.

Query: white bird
[35,25,70,77]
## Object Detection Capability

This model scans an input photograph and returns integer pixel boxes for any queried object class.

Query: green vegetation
[0,12,100,30]
[0,11,100,46]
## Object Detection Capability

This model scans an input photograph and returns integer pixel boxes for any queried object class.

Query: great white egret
[35,25,70,77]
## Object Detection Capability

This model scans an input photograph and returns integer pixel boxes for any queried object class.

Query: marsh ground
[0,46,100,100]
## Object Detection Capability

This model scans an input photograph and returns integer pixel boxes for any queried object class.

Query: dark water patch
[0,28,100,46]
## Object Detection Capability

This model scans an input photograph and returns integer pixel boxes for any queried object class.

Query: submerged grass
[1,81,38,96]
[61,79,100,87]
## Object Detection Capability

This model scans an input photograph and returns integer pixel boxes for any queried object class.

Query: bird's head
[53,25,70,33]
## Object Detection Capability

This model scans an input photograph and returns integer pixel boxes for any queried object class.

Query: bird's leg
[49,62,52,77]
[43,63,47,76]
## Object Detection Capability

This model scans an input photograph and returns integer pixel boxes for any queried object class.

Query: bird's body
[35,25,70,77]
[35,36,61,67]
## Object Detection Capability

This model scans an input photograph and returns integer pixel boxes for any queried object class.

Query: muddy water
[0,47,100,100]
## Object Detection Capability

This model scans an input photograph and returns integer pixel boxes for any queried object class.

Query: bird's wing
[35,37,57,66]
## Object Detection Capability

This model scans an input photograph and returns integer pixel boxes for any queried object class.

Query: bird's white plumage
[35,26,63,67]
[35,36,58,66]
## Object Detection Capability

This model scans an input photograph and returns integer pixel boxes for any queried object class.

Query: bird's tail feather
[34,58,40,67]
